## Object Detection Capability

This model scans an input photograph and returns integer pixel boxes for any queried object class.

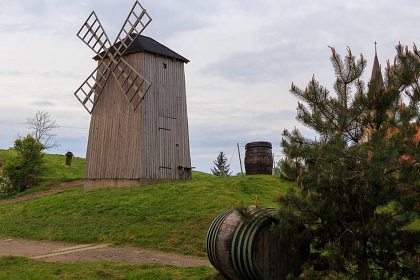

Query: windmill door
[158,116,177,179]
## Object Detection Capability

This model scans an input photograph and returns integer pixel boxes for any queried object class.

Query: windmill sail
[76,11,111,59]
[74,0,152,114]
[112,58,151,110]
[112,1,152,56]
[74,63,111,114]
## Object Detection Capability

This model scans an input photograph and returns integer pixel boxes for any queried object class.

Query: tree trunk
[358,263,370,280]
[357,240,370,280]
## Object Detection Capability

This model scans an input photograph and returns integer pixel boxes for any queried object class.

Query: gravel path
[0,237,210,267]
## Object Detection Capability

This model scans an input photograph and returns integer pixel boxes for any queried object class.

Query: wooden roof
[95,34,189,63]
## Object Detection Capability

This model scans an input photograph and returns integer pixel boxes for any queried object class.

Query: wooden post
[65,151,74,166]
[237,143,244,175]
[272,152,275,175]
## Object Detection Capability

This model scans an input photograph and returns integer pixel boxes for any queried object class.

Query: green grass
[1,150,417,279]
[0,256,221,280]
[0,149,289,256]
[0,150,285,278]
[39,153,85,182]
[0,173,287,256]
[0,149,17,165]
[0,150,85,196]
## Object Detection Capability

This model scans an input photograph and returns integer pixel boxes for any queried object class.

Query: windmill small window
[74,1,192,189]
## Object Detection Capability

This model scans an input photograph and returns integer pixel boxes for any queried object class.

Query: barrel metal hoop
[231,207,276,280]
[243,221,260,279]
[245,141,272,149]
[205,209,234,270]
[207,206,277,280]
[231,219,246,278]
[245,209,276,279]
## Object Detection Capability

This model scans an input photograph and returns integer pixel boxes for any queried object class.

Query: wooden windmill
[74,1,192,189]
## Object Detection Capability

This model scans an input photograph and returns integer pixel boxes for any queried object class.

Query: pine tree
[211,151,232,176]
[277,45,419,279]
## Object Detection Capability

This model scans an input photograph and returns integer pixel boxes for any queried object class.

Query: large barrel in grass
[245,142,273,175]
[206,206,308,280]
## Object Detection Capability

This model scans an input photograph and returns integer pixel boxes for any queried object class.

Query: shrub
[2,135,44,192]
[0,175,12,198]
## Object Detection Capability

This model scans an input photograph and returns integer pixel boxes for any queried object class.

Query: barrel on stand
[206,206,308,280]
[245,142,273,175]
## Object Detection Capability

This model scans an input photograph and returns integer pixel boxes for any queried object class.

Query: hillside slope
[0,151,288,257]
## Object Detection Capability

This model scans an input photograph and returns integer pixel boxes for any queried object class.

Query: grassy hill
[0,150,288,279]
[0,149,86,197]
[1,150,418,279]
[0,172,287,256]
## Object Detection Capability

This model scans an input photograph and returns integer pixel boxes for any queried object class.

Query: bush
[2,135,44,192]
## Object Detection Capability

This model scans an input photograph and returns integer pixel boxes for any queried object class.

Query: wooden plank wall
[158,117,176,179]
[85,57,143,179]
[133,52,191,180]
[85,51,191,180]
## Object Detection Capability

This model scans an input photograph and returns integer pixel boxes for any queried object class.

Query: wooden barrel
[207,206,284,280]
[230,206,277,279]
[245,142,273,175]
[206,206,309,279]
[206,209,239,280]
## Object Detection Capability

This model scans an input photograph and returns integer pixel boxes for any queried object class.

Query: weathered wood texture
[85,51,191,181]
[206,207,309,280]
[244,142,273,175]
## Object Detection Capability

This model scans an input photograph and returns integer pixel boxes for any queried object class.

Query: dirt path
[0,237,210,266]
[0,180,84,205]
[0,181,211,267]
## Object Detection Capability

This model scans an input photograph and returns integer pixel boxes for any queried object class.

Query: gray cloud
[201,45,321,84]
[30,100,56,107]
[40,70,84,79]
[1,0,419,173]
[0,70,25,77]
[0,69,83,80]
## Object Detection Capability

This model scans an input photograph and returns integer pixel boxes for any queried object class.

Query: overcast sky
[0,0,419,174]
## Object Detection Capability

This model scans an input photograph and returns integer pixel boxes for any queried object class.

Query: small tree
[273,160,281,176]
[211,151,232,176]
[2,135,44,192]
[276,45,419,279]
[26,110,59,150]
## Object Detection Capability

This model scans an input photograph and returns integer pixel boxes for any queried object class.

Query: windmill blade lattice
[113,58,151,111]
[73,63,111,114]
[112,1,152,57]
[76,11,111,59]
[74,1,152,114]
